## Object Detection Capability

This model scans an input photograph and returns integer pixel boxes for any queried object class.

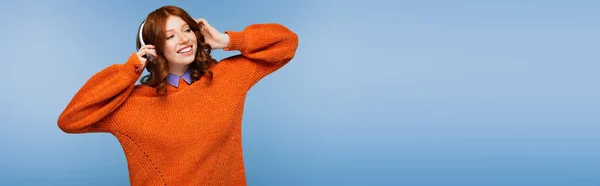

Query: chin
[180,55,196,64]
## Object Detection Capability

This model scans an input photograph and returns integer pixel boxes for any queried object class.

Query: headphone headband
[138,20,155,62]
[139,21,146,46]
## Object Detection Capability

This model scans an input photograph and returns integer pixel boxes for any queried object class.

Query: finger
[146,50,158,63]
[142,47,156,56]
[198,18,208,28]
[139,48,155,56]
[136,53,146,63]
[139,47,154,55]
[197,19,210,35]
[198,18,209,28]
[141,45,155,50]
[136,53,149,72]
[136,57,148,72]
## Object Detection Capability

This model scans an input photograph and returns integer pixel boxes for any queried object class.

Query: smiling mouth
[177,46,192,54]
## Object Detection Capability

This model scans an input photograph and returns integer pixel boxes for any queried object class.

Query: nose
[178,33,190,44]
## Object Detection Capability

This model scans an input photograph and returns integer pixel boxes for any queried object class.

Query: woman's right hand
[136,45,157,73]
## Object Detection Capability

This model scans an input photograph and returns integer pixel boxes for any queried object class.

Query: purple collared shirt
[166,69,192,88]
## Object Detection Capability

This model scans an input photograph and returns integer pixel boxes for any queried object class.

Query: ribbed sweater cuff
[223,30,246,51]
[124,52,143,80]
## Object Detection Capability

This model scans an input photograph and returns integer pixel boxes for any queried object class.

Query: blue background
[1,0,599,185]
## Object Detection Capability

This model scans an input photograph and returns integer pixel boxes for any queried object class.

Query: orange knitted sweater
[57,23,298,186]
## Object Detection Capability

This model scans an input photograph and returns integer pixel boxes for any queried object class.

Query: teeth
[178,47,192,54]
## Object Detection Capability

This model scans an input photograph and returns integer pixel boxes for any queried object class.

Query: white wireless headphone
[139,21,147,46]
[138,21,155,62]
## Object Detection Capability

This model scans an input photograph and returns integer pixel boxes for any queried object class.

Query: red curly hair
[136,5,218,97]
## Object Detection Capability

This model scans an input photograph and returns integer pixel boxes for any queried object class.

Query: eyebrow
[166,24,190,32]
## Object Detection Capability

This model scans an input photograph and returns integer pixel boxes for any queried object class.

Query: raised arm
[220,23,299,90]
[57,53,143,133]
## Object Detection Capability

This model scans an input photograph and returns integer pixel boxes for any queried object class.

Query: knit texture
[58,23,298,186]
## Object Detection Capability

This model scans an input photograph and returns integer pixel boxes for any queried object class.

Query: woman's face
[162,16,197,67]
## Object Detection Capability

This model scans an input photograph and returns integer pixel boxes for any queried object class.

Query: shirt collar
[166,69,192,88]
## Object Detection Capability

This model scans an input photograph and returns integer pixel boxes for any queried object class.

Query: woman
[57,5,298,186]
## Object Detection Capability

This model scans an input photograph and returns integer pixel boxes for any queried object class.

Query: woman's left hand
[196,18,230,50]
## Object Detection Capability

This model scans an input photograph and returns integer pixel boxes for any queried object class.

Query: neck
[168,64,189,76]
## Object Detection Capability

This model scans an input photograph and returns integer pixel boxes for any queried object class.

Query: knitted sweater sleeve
[57,53,142,133]
[222,23,299,91]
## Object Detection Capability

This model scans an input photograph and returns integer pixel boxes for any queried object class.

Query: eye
[184,28,192,33]
[166,35,174,40]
